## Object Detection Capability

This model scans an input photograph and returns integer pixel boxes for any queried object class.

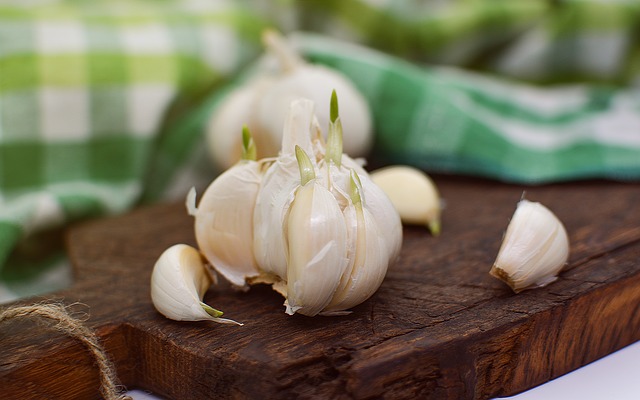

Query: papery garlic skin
[150,244,241,325]
[490,200,569,293]
[370,166,441,236]
[207,30,372,169]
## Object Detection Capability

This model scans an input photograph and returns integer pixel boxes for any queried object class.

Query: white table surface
[127,340,640,400]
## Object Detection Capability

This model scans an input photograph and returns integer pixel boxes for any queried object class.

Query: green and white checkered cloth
[1,0,639,299]
[0,0,268,294]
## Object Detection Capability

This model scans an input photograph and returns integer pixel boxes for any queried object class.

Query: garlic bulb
[207,29,372,169]
[194,93,401,317]
[150,244,242,325]
[370,165,442,235]
[490,199,570,293]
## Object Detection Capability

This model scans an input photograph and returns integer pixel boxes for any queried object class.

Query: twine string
[0,302,131,400]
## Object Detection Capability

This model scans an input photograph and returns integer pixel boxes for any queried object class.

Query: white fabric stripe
[35,21,86,54]
[127,84,176,137]
[199,25,239,74]
[0,191,64,234]
[434,67,592,116]
[451,90,640,151]
[0,181,141,227]
[120,23,172,54]
[48,180,142,214]
[39,88,90,141]
[496,29,628,80]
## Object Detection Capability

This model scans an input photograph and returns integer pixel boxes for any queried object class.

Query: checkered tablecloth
[1,0,639,298]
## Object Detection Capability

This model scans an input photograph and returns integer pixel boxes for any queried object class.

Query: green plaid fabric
[295,0,640,86]
[0,0,267,288]
[296,34,640,182]
[1,0,639,298]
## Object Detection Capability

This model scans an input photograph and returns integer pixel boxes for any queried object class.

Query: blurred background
[0,0,639,300]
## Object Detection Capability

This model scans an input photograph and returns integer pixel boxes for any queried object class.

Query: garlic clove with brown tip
[490,199,569,293]
[150,244,242,325]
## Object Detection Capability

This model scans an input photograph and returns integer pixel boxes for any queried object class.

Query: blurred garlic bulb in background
[206,29,372,169]
[490,199,569,293]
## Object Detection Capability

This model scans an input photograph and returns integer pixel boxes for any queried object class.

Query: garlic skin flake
[370,165,441,235]
[150,244,242,325]
[207,29,372,169]
[490,199,569,293]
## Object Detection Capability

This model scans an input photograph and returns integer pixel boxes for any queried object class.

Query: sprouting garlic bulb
[150,244,242,325]
[193,93,401,317]
[207,29,372,169]
[490,199,570,293]
[370,165,442,235]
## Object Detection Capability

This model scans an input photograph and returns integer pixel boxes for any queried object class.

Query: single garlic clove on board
[490,199,569,293]
[370,165,442,235]
[150,244,242,325]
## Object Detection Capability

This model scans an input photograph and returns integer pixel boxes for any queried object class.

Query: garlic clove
[189,128,265,288]
[324,170,390,313]
[490,199,570,293]
[285,146,349,316]
[370,166,442,236]
[150,244,242,325]
[317,92,403,263]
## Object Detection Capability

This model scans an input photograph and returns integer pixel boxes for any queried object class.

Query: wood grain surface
[1,177,639,400]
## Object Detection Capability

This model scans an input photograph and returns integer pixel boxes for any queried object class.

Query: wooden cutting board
[1,177,639,400]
